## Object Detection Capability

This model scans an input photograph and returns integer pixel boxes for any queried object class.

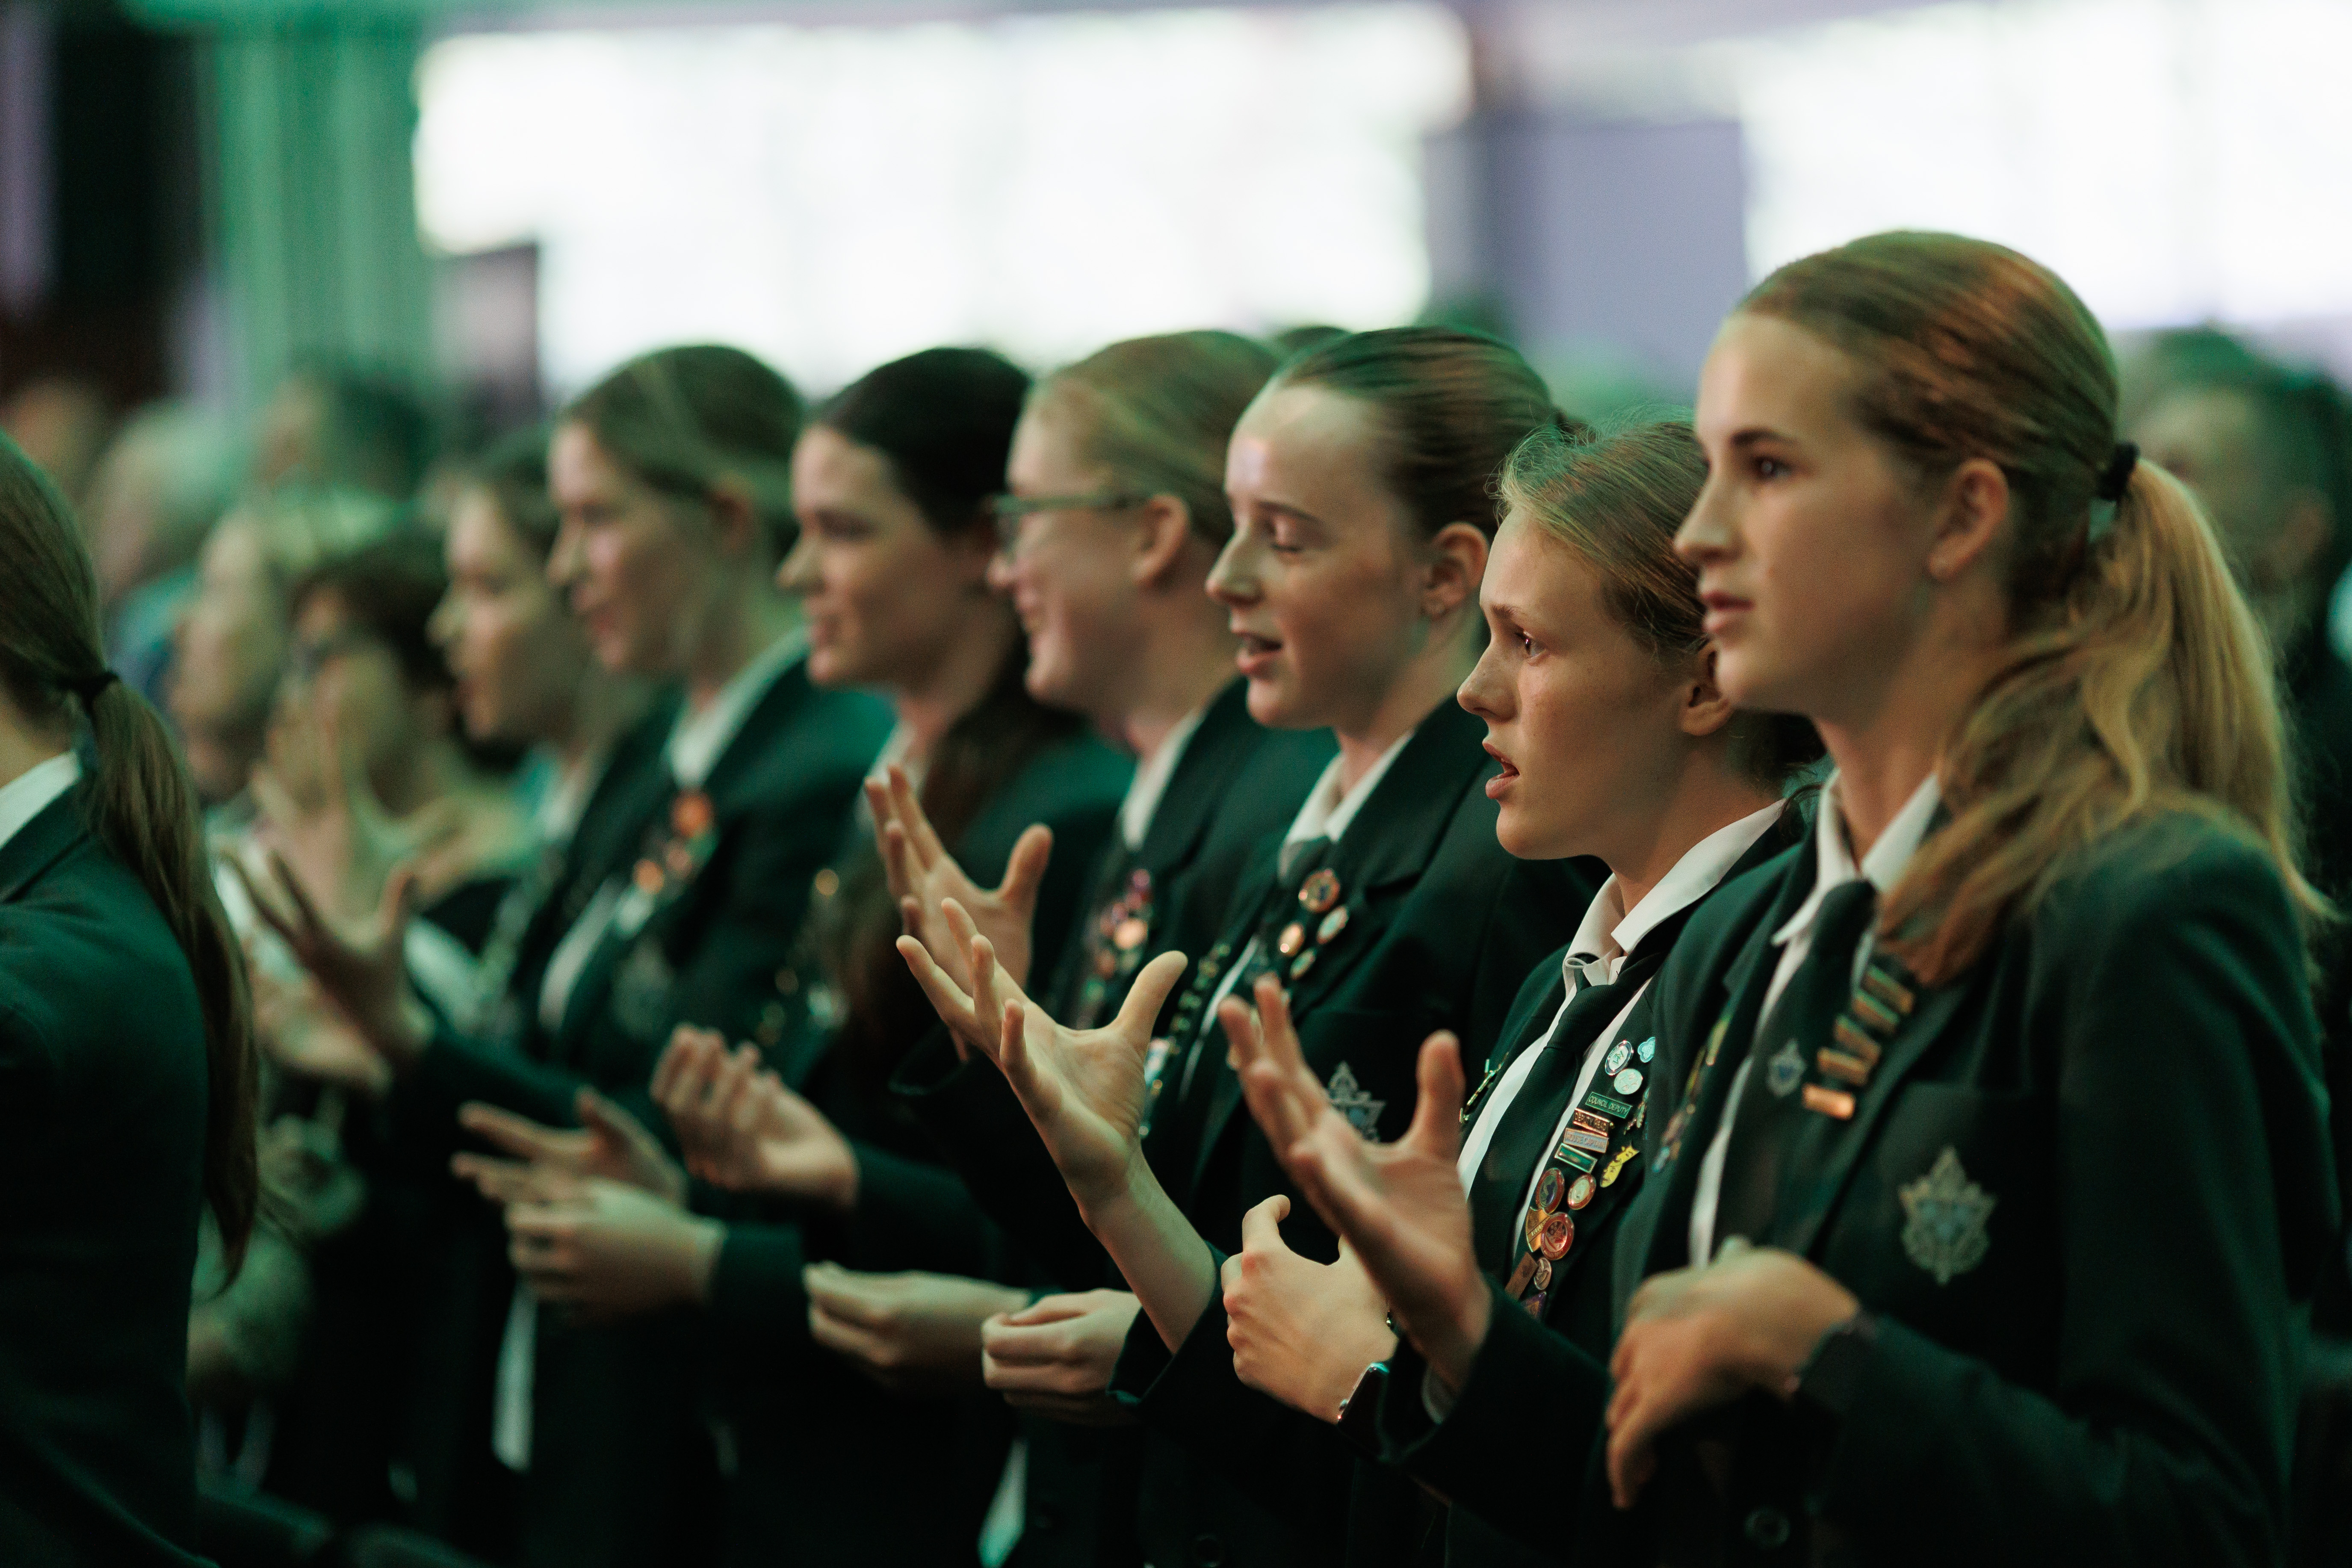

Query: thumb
[1114,951,1190,1040]
[998,824,1054,915]
[576,1087,645,1147]
[1239,1193,1292,1254]
[379,863,421,945]
[1402,1032,1466,1159]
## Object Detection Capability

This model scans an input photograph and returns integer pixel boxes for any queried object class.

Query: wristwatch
[1335,1360,1389,1453]
[1794,1311,1878,1417]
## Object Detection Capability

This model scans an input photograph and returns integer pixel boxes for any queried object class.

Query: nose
[1674,475,1734,567]
[984,546,1016,596]
[427,590,458,650]
[775,533,819,595]
[1457,634,1509,721]
[547,518,585,589]
[1205,526,1261,608]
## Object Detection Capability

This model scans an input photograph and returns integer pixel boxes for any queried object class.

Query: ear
[704,475,766,564]
[1924,458,2009,583]
[1129,495,1193,591]
[1676,645,1737,740]
[1421,521,1490,622]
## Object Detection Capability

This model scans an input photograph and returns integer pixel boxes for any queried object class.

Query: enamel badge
[1327,1062,1386,1138]
[1898,1146,1995,1285]
[1766,1039,1807,1097]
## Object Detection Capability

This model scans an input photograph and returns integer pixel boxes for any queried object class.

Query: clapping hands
[652,1025,858,1209]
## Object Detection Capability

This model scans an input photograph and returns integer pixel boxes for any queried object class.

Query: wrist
[827,1137,861,1211]
[374,987,433,1076]
[681,1215,727,1306]
[1421,1276,1492,1397]
[1069,1143,1151,1221]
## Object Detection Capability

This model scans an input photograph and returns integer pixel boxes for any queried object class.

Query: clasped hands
[1223,973,1860,1504]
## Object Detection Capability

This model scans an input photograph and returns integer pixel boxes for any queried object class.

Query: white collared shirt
[1117,700,1211,853]
[0,751,80,857]
[1687,771,1940,1264]
[1455,801,1784,1221]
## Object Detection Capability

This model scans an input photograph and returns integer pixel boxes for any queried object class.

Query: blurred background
[6,0,2352,467]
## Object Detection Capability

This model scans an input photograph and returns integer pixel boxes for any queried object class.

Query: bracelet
[1793,1311,1878,1417]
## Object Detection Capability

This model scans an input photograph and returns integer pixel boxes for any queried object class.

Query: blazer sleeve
[1107,1248,1365,1540]
[1811,836,2333,1568]
[1370,1280,1610,1554]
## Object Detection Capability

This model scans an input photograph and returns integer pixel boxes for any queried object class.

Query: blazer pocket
[1821,1083,2054,1365]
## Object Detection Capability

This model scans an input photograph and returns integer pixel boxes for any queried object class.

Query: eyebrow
[1253,499,1329,529]
[1723,426,1798,450]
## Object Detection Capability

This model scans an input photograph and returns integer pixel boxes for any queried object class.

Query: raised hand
[803,1263,1031,1397]
[1223,974,1490,1395]
[871,764,1052,995]
[252,697,464,925]
[979,1289,1144,1426]
[230,846,430,1072]
[452,1087,687,1207]
[897,899,1187,1211]
[1220,1195,1397,1422]
[1603,1238,1858,1507]
[651,1025,857,1208]
[248,947,392,1097]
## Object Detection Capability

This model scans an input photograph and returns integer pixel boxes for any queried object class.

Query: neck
[549,671,650,778]
[685,582,799,715]
[0,714,68,794]
[893,603,1021,763]
[1334,623,1476,792]
[1114,607,1238,765]
[1602,755,1778,915]
[1815,636,1999,858]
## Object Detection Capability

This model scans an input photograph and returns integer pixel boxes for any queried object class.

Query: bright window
[414,6,1469,395]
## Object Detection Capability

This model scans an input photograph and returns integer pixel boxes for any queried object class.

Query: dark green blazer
[1377,812,2337,1568]
[884,677,1336,1293]
[411,661,889,1568]
[697,729,1133,1568]
[0,786,210,1567]
[881,679,1331,1568]
[1110,698,1601,1568]
[1370,808,1803,1567]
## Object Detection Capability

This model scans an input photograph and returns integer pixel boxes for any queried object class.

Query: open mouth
[1235,631,1283,677]
[1483,740,1519,797]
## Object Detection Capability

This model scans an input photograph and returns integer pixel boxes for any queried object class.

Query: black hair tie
[2094,442,2139,503]
[68,670,120,703]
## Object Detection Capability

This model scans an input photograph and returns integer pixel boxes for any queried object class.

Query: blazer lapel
[1186,703,1489,1187]
[1133,679,1258,875]
[1769,974,1973,1259]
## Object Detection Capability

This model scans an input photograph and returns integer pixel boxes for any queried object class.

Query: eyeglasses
[988,490,1153,553]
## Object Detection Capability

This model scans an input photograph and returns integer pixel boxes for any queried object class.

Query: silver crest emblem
[1898,1146,1995,1285]
[1327,1061,1386,1138]
[1765,1039,1807,1097]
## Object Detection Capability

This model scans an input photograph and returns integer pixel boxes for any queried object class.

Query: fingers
[801,1262,888,1327]
[377,863,421,946]
[996,824,1053,917]
[225,854,303,951]
[879,821,916,908]
[452,1153,583,1207]
[652,1025,723,1106]
[1239,1193,1292,1254]
[577,1087,653,1152]
[889,765,946,873]
[1113,950,1190,1041]
[455,1101,576,1163]
[1604,1385,1662,1509]
[1400,1033,1466,1161]
[895,934,982,1040]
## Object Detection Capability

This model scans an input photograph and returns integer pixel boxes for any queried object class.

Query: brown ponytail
[1740,231,2316,982]
[0,436,258,1267]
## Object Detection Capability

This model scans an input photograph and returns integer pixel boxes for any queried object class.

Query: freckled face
[1678,313,1935,718]
[1459,510,1692,859]
[1207,385,1431,734]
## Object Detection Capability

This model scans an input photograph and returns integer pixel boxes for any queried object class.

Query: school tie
[1469,966,1630,1268]
[1708,878,1880,1252]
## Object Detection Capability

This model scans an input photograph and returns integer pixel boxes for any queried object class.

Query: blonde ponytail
[1744,231,2318,983]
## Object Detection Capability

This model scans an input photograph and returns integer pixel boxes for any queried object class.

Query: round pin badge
[1540,1211,1575,1260]
[1604,1041,1632,1075]
[1276,922,1306,958]
[1114,917,1149,950]
[1289,950,1317,981]
[1317,907,1349,944]
[1299,868,1342,914]
[1566,1173,1596,1210]
[1536,1169,1564,1213]
[1533,1256,1552,1291]
[1614,1066,1644,1096]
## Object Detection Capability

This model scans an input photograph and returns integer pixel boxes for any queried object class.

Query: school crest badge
[1765,1038,1807,1097]
[1898,1146,1994,1285]
[1327,1062,1386,1138]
